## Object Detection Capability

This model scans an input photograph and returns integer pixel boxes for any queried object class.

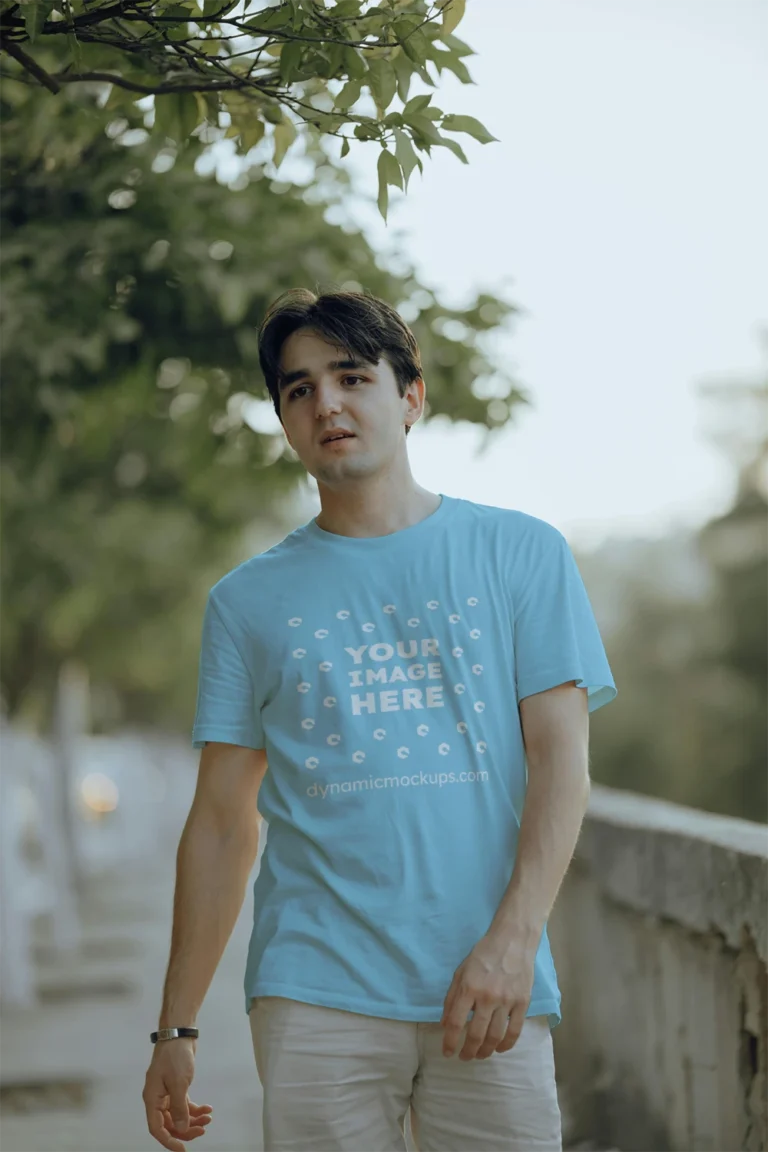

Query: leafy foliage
[0,0,498,219]
[0,78,524,731]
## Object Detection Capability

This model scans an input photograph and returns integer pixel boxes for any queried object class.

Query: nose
[313,380,344,421]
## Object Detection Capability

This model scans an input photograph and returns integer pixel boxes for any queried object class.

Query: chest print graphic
[286,597,488,777]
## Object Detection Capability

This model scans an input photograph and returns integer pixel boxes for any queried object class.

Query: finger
[458,1007,493,1061]
[439,974,459,1026]
[188,1102,213,1117]
[164,1109,211,1141]
[441,995,473,1056]
[169,1090,190,1134]
[476,1006,510,1059]
[147,1104,186,1152]
[496,1011,525,1053]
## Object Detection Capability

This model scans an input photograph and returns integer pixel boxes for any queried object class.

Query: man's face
[277,327,423,486]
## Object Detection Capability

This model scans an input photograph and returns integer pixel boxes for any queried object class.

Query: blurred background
[1,1,766,1149]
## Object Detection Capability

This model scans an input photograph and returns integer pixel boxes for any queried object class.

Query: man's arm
[144,742,267,1151]
[440,681,590,1060]
[486,679,590,950]
[159,741,267,1026]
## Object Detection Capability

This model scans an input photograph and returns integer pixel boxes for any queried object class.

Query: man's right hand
[143,1039,212,1151]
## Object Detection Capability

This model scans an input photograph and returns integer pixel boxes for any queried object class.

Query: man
[143,287,617,1152]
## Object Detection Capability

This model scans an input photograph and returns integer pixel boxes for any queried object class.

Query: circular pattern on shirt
[305,757,318,770]
[292,648,306,659]
[314,629,329,639]
[319,661,333,672]
[454,683,466,695]
[474,701,486,713]
[476,741,487,754]
[427,600,439,610]
[452,646,464,658]
[289,617,302,627]
[362,622,376,633]
[297,682,311,694]
[326,734,341,746]
[397,746,410,759]
[336,609,350,620]
[408,618,420,628]
[469,629,481,640]
[416,724,429,736]
[467,597,479,607]
[373,728,387,741]
[383,604,396,614]
[323,696,337,708]
[449,614,461,624]
[472,664,483,675]
[457,721,469,734]
[301,718,315,731]
[352,750,366,764]
[438,743,450,756]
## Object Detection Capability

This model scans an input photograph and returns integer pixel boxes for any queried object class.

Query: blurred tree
[0,78,527,735]
[696,359,768,821]
[586,354,768,823]
[0,0,497,220]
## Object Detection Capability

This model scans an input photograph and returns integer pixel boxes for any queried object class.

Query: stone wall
[550,785,768,1152]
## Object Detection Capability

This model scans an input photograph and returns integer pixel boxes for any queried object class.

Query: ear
[405,375,426,425]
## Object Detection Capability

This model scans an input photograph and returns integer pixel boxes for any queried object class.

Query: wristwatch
[150,1027,199,1044]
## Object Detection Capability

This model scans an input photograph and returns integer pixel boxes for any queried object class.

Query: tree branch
[1,39,61,92]
[46,69,255,94]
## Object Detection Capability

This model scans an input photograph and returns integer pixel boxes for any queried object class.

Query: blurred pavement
[0,840,264,1152]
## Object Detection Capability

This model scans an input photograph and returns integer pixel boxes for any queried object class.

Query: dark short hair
[257,287,423,436]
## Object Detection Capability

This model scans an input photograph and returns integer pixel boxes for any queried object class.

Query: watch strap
[150,1027,199,1044]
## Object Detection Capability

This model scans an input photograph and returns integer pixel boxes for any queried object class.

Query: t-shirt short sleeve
[513,523,617,714]
[192,592,265,750]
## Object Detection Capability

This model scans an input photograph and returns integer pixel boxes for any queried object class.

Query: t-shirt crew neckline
[304,493,453,550]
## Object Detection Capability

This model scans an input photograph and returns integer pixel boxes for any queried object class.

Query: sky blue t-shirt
[192,494,617,1029]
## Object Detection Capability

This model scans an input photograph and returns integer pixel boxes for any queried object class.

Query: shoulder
[207,525,307,614]
[453,497,566,551]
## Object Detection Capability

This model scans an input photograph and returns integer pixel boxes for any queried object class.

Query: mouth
[320,432,355,446]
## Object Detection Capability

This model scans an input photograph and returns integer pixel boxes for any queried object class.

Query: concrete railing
[549,784,768,1152]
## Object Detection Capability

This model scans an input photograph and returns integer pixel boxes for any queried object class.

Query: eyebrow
[277,358,373,393]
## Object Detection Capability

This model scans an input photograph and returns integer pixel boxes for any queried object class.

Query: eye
[287,385,309,401]
[342,375,365,386]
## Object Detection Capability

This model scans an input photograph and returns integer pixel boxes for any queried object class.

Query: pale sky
[205,0,767,553]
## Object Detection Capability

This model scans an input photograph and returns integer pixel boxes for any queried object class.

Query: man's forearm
[486,749,590,955]
[158,806,260,1027]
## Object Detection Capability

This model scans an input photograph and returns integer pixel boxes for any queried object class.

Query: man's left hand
[440,933,536,1060]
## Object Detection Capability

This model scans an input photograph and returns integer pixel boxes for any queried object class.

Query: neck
[314,476,442,539]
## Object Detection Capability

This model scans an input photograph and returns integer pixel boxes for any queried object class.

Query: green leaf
[272,117,297,169]
[240,116,265,152]
[366,58,397,118]
[154,92,201,144]
[280,40,303,84]
[443,33,474,57]
[437,53,473,84]
[378,146,403,191]
[23,0,54,43]
[403,94,432,116]
[391,49,413,104]
[440,114,499,144]
[340,136,350,158]
[376,153,389,222]
[439,0,465,36]
[434,131,468,164]
[400,29,430,66]
[333,78,362,111]
[393,127,421,190]
[343,45,366,80]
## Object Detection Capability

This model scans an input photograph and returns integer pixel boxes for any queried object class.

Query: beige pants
[249,996,562,1151]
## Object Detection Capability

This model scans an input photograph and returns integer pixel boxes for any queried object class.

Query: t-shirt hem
[191,726,264,750]
[244,982,561,1029]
